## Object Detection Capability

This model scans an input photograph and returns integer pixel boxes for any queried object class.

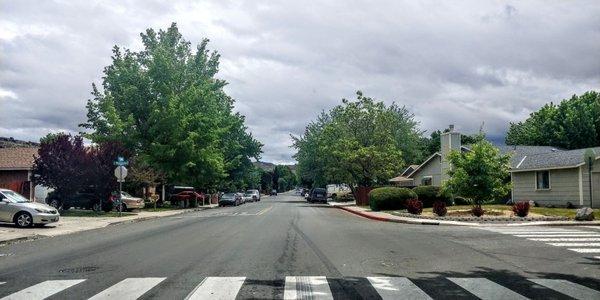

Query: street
[0,192,599,299]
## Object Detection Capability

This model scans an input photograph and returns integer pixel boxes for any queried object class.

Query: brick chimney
[440,124,461,183]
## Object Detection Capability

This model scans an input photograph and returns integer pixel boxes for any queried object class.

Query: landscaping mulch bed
[390,211,569,222]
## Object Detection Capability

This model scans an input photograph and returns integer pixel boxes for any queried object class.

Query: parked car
[219,193,242,206]
[0,188,59,227]
[169,188,205,208]
[246,189,261,201]
[308,188,327,203]
[270,189,278,196]
[46,188,112,212]
[242,192,254,203]
[111,191,145,212]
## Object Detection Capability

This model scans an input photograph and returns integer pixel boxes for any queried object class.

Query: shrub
[471,205,484,217]
[454,196,471,206]
[406,199,423,215]
[369,187,418,211]
[413,186,453,207]
[433,201,447,216]
[512,201,530,217]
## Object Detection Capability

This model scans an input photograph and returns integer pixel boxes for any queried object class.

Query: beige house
[511,147,600,208]
[390,125,599,208]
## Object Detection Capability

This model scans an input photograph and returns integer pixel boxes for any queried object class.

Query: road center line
[257,206,273,215]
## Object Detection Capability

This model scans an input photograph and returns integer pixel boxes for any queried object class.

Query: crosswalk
[482,226,600,259]
[1,276,599,300]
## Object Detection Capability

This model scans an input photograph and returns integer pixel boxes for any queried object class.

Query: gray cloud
[1,0,599,164]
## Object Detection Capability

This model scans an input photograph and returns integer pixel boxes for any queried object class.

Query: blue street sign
[113,156,129,166]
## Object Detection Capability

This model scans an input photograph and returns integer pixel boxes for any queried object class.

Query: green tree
[506,91,600,149]
[293,91,422,191]
[80,23,261,189]
[443,140,512,207]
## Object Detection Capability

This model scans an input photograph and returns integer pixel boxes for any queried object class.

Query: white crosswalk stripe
[186,277,245,300]
[284,276,333,300]
[529,279,600,300]
[482,227,600,259]
[89,277,165,300]
[528,238,600,241]
[2,276,599,299]
[367,277,432,300]
[514,234,600,237]
[0,279,85,300]
[448,277,528,300]
[548,243,600,247]
[568,248,600,253]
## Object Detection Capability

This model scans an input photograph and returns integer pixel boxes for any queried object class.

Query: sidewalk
[329,202,600,227]
[0,205,217,245]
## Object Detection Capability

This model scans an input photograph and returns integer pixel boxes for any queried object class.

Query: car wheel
[15,212,33,228]
[92,202,102,212]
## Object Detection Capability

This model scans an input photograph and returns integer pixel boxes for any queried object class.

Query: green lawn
[60,210,136,218]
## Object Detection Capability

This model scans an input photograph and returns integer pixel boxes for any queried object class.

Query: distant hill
[253,161,297,173]
[0,137,39,148]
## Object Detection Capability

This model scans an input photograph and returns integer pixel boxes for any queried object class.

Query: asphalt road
[0,192,599,299]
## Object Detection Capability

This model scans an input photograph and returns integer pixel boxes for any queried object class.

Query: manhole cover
[59,266,99,273]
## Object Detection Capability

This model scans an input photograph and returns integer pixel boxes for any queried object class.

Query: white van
[326,184,351,199]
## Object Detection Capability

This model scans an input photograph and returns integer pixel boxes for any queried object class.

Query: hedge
[369,187,417,211]
[412,186,453,207]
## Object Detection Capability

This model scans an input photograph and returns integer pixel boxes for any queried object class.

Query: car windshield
[121,191,132,197]
[222,193,236,199]
[244,193,252,197]
[1,191,30,203]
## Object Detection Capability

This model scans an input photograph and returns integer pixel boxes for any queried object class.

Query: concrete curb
[107,205,217,226]
[332,204,600,227]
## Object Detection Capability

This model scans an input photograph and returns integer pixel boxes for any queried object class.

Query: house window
[536,171,550,190]
[421,176,432,186]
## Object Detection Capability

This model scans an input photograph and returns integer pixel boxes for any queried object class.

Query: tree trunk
[354,186,372,206]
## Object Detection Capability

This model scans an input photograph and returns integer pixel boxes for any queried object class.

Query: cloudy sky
[1,1,599,163]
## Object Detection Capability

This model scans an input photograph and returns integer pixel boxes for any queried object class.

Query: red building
[0,147,38,199]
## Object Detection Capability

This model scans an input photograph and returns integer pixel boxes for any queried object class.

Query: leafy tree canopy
[505,91,600,149]
[80,23,262,189]
[293,91,423,188]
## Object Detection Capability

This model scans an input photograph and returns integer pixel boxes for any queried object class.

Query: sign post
[114,157,129,216]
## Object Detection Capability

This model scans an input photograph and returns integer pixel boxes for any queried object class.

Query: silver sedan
[0,188,60,227]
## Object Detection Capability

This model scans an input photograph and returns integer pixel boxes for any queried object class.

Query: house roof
[511,147,600,172]
[406,153,441,178]
[389,175,413,183]
[400,164,419,177]
[496,145,562,168]
[0,147,38,170]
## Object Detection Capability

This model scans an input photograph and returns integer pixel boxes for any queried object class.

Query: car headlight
[35,208,53,213]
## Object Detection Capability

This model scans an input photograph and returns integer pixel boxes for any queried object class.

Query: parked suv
[246,189,261,201]
[0,188,59,227]
[46,188,112,212]
[308,188,327,203]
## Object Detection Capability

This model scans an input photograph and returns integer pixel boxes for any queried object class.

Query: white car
[0,188,60,227]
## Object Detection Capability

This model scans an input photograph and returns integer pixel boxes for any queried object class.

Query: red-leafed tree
[33,133,91,198]
[33,133,131,201]
[88,141,131,200]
